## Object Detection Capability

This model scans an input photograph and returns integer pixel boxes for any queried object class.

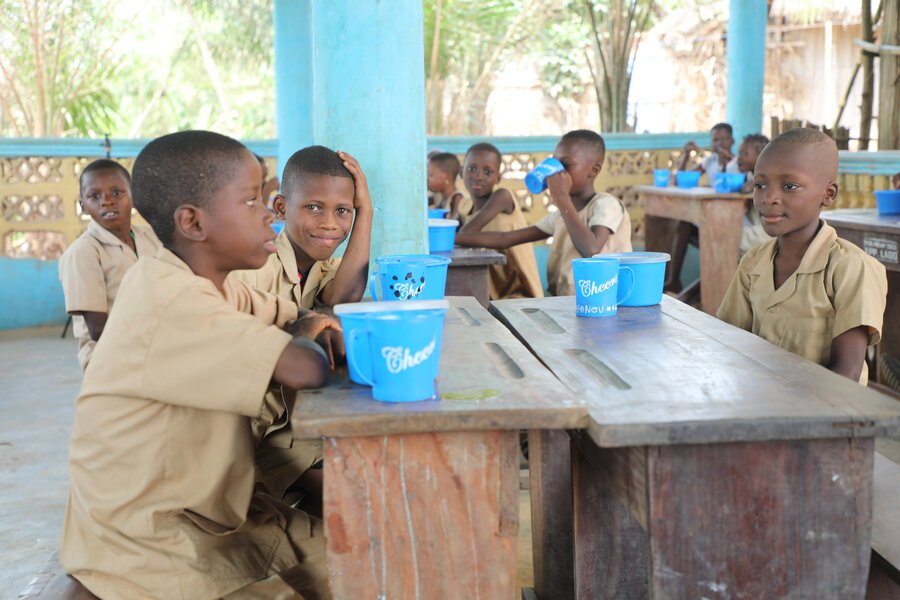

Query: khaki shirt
[233,230,340,309]
[60,248,315,600]
[58,221,161,370]
[717,221,887,384]
[535,193,633,296]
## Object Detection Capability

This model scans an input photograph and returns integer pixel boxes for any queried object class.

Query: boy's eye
[466,166,476,172]
[305,204,322,213]
[753,182,767,190]
[483,169,493,176]
[88,193,101,200]
[783,183,800,191]
[244,197,259,207]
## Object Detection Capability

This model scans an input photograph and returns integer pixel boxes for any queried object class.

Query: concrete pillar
[274,0,428,256]
[725,0,767,145]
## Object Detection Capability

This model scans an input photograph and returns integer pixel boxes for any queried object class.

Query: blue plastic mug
[335,300,449,402]
[428,218,459,253]
[599,252,671,306]
[714,172,746,193]
[428,208,450,219]
[525,157,565,194]
[675,170,702,188]
[572,257,634,317]
[367,256,429,301]
[653,169,670,187]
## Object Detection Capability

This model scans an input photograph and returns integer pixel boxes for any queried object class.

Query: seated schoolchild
[736,134,773,255]
[255,153,280,208]
[58,159,161,370]
[61,130,339,600]
[453,142,544,299]
[455,131,632,296]
[717,128,887,384]
[427,151,469,222]
[679,122,740,182]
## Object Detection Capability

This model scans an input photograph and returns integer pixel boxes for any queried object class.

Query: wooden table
[490,295,900,600]
[434,247,506,307]
[823,208,900,383]
[637,185,749,315]
[292,296,583,599]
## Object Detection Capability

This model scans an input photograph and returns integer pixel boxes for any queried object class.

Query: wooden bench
[866,453,900,599]
[17,551,97,599]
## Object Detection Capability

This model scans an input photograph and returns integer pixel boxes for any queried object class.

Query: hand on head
[337,151,372,211]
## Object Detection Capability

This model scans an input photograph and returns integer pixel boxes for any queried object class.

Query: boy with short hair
[59,159,161,370]
[427,152,467,221]
[679,122,740,181]
[736,133,773,254]
[235,145,372,310]
[717,128,887,384]
[61,130,338,599]
[456,131,632,296]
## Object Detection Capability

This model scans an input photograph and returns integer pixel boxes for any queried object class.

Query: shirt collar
[274,230,301,284]
[87,219,130,248]
[748,219,835,276]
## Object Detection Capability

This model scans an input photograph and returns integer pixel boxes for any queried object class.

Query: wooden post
[878,0,900,149]
[860,0,876,150]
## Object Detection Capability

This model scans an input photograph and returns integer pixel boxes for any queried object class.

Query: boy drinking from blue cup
[717,128,887,384]
[456,130,632,296]
[679,122,740,182]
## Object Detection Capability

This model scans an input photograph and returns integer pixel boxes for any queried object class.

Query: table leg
[572,435,874,599]
[643,215,678,282]
[528,429,574,600]
[697,200,744,314]
[878,271,900,384]
[323,430,519,599]
[446,265,490,307]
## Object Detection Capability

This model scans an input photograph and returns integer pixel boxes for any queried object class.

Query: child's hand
[718,146,734,162]
[892,172,900,190]
[338,151,372,211]
[315,328,346,370]
[285,310,342,341]
[683,141,699,154]
[546,169,573,200]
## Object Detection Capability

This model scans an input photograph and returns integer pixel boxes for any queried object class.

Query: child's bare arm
[828,326,869,381]
[447,191,464,220]
[456,226,547,250]
[546,171,611,257]
[320,151,373,306]
[459,188,515,233]
[72,310,108,341]
[679,140,698,171]
[274,312,342,388]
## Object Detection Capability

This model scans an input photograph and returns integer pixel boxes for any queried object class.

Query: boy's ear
[173,204,207,242]
[821,180,839,208]
[272,194,288,220]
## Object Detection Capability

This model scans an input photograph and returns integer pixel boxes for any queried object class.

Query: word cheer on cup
[572,257,634,317]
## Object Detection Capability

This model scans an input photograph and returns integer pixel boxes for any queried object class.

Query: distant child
[456,131,632,296]
[455,142,544,299]
[427,151,468,222]
[58,159,161,371]
[736,134,773,254]
[235,145,372,311]
[717,128,887,384]
[255,153,280,208]
[61,130,339,599]
[679,122,740,182]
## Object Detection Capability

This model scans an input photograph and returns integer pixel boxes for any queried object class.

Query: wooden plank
[323,430,519,599]
[873,453,900,572]
[444,264,491,307]
[528,429,574,600]
[490,296,900,447]
[698,193,745,314]
[867,551,900,600]
[442,246,507,267]
[646,437,873,599]
[292,297,585,439]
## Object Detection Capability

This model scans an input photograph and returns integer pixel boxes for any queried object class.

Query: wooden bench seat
[17,551,97,600]
[867,452,900,599]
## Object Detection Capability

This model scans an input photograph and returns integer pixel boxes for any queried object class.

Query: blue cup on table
[525,157,565,194]
[599,252,671,306]
[428,218,458,253]
[572,257,634,317]
[675,170,702,188]
[368,255,451,301]
[714,172,746,193]
[653,169,670,187]
[428,208,450,219]
[367,256,429,301]
[335,300,449,402]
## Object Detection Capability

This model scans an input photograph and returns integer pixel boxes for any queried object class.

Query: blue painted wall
[0,258,66,329]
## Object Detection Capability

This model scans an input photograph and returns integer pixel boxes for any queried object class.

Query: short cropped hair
[771,127,835,146]
[79,159,131,196]
[428,152,461,178]
[281,145,353,197]
[561,129,606,157]
[131,130,248,246]
[464,142,502,166]
[711,123,733,136]
[742,134,770,153]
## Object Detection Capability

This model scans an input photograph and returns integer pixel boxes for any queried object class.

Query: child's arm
[678,140,698,171]
[546,171,612,258]
[828,326,869,381]
[319,151,373,306]
[459,188,515,233]
[274,312,341,388]
[447,191,464,220]
[74,311,108,341]
[456,225,547,250]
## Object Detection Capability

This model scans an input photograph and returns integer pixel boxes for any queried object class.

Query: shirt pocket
[776,315,834,365]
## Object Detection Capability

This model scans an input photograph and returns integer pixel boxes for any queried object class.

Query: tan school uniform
[717,220,887,384]
[535,192,633,296]
[60,248,329,600]
[454,191,473,226]
[58,221,161,370]
[466,195,544,299]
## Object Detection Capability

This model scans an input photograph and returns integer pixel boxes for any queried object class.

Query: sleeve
[716,265,754,332]
[58,239,109,314]
[313,257,342,306]
[699,154,716,173]
[534,211,559,235]
[587,196,625,233]
[226,275,298,328]
[829,253,888,345]
[142,285,294,417]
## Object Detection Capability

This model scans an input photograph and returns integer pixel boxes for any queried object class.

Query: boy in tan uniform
[61,131,339,600]
[58,159,161,370]
[427,152,467,222]
[717,128,887,384]
[456,131,631,296]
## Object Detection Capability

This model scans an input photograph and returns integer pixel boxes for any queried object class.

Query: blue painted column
[725,0,767,145]
[274,0,428,257]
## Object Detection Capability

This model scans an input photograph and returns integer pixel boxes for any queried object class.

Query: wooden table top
[823,208,900,235]
[292,296,584,439]
[489,295,900,448]
[634,185,751,200]
[433,247,507,267]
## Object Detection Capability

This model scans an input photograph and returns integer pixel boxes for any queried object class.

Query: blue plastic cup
[675,170,702,188]
[714,172,746,193]
[367,256,428,301]
[368,255,451,301]
[271,221,285,235]
[525,157,565,194]
[428,208,450,219]
[572,257,634,317]
[335,300,449,402]
[653,169,670,187]
[428,218,459,253]
[599,252,671,306]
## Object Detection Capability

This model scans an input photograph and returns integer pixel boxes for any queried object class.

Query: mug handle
[348,328,375,387]
[616,266,635,305]
[367,272,381,301]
